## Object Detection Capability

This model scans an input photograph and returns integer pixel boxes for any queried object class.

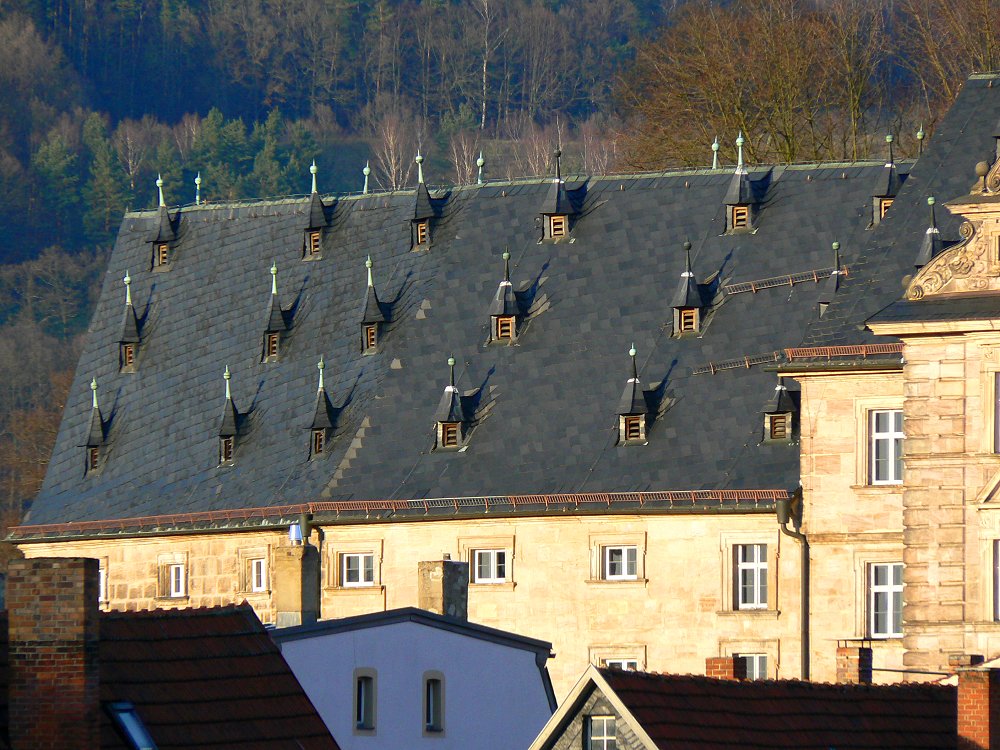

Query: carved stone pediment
[906,220,992,300]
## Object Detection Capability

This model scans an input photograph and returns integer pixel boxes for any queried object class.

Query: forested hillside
[0,0,995,540]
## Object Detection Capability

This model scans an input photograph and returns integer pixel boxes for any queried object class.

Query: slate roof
[801,72,1000,350]
[596,667,957,749]
[98,604,338,749]
[19,74,1000,531]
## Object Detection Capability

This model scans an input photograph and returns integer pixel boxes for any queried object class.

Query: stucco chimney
[8,557,100,749]
[418,560,468,620]
[273,543,320,628]
[836,642,873,684]
[705,656,745,680]
[958,667,1000,750]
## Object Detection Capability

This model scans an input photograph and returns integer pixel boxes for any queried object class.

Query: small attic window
[120,343,136,372]
[731,206,749,229]
[307,230,321,256]
[415,220,430,246]
[155,243,169,268]
[220,436,234,465]
[439,422,460,449]
[87,447,100,475]
[547,215,568,239]
[494,315,515,341]
[363,323,379,353]
[264,332,280,361]
[766,413,790,441]
[676,308,699,334]
[621,415,645,443]
[311,428,326,457]
[880,198,893,219]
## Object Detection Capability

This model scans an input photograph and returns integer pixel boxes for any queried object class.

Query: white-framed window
[587,715,616,750]
[737,653,767,680]
[354,668,377,732]
[735,544,767,610]
[423,672,445,733]
[602,546,637,581]
[98,565,108,603]
[603,659,639,671]
[870,562,903,638]
[168,563,185,598]
[870,409,903,484]
[250,558,267,592]
[473,549,507,584]
[342,552,375,587]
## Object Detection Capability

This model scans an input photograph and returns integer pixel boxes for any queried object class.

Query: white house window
[354,671,376,731]
[737,653,767,680]
[98,566,108,603]
[250,558,267,592]
[342,552,375,587]
[168,563,186,598]
[473,549,507,584]
[736,543,767,609]
[424,674,444,733]
[603,546,637,581]
[587,716,616,750]
[603,659,638,671]
[870,562,903,638]
[870,409,903,484]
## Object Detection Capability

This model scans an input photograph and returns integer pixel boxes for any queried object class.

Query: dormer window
[439,421,460,448]
[363,323,379,353]
[84,378,106,476]
[494,315,515,340]
[87,447,100,474]
[220,436,234,465]
[415,220,430,246]
[307,230,321,257]
[766,413,790,441]
[880,198,893,219]
[120,343,136,370]
[621,414,645,443]
[311,428,325,457]
[617,346,650,446]
[264,332,280,361]
[547,215,568,239]
[676,308,699,334]
[155,243,169,267]
[262,263,289,362]
[731,206,749,229]
[307,357,335,457]
[761,382,797,443]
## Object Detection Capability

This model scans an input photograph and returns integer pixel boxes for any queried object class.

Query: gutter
[777,488,810,681]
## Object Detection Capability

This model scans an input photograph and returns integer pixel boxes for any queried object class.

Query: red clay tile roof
[599,668,957,750]
[100,604,339,749]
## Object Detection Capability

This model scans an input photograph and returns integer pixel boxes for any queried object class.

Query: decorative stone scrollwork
[961,221,975,240]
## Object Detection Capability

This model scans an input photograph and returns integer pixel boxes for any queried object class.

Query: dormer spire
[871,135,904,224]
[271,261,278,295]
[711,137,720,170]
[124,270,132,307]
[84,377,105,456]
[361,256,385,327]
[264,262,287,335]
[91,377,99,410]
[818,242,842,314]
[671,240,701,309]
[629,344,638,381]
[363,161,370,194]
[917,125,925,156]
[224,365,231,400]
[195,173,202,205]
[157,174,165,207]
[317,356,325,392]
[915,197,943,269]
[489,250,518,340]
[618,344,648,444]
[308,355,335,437]
[219,365,238,439]
[416,152,425,184]
[477,152,485,185]
[310,160,318,194]
[366,255,374,287]
[735,132,745,174]
[449,355,456,389]
[554,148,563,182]
[885,133,894,167]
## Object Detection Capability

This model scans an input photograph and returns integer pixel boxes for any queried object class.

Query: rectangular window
[587,716,616,750]
[168,563,185,598]
[121,343,135,368]
[87,447,100,473]
[416,221,429,245]
[308,231,321,255]
[355,673,376,730]
[603,546,638,581]
[495,316,515,340]
[440,422,459,448]
[767,413,788,440]
[220,436,234,465]
[731,205,749,228]
[265,333,279,359]
[364,324,378,351]
[549,215,567,238]
[602,659,638,671]
[98,566,108,603]
[870,562,903,638]
[473,549,507,584]
[250,558,266,593]
[737,653,767,680]
[312,429,325,457]
[678,308,697,332]
[624,416,643,441]
[342,552,375,587]
[880,198,893,218]
[870,409,903,484]
[156,243,169,266]
[736,543,767,610]
[424,677,443,732]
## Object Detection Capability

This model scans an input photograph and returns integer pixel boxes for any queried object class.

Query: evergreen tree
[30,133,80,245]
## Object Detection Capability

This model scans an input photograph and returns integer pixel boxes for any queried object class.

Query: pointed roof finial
[629,343,638,380]
[223,365,231,400]
[916,124,925,156]
[363,161,370,194]
[317,356,325,391]
[310,160,318,194]
[477,151,485,185]
[91,377,99,410]
[914,196,942,269]
[735,132,745,173]
[416,152,425,184]
[682,239,693,277]
[194,172,202,205]
[503,249,511,282]
[711,137,720,170]
[832,241,841,272]
[123,270,132,307]
[366,255,374,287]
[554,148,563,182]
[927,195,937,227]
[885,133,894,166]
[448,356,456,389]
[270,261,278,295]
[156,174,165,207]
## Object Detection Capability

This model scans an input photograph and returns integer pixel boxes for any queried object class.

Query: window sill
[850,484,903,493]
[586,579,648,589]
[716,609,780,620]
[470,581,516,592]
[239,589,271,597]
[155,596,190,604]
[326,585,385,595]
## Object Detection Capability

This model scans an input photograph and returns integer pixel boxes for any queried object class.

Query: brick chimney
[958,668,1000,750]
[836,642,873,684]
[706,655,745,680]
[418,560,468,620]
[8,557,100,750]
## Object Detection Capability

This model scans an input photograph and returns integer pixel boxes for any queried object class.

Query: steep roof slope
[24,75,1000,527]
[99,604,338,749]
